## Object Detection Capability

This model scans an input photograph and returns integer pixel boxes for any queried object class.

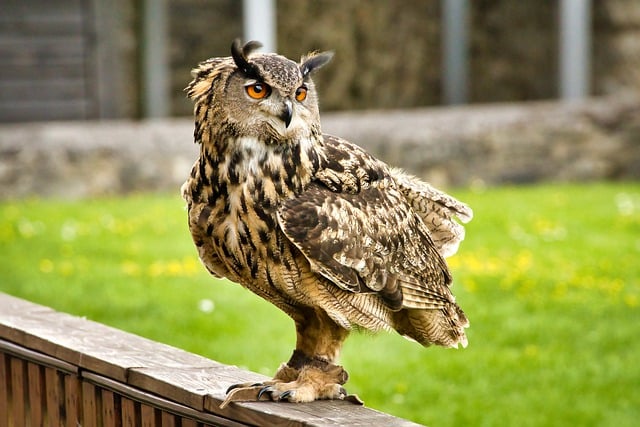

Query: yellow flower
[39,259,54,273]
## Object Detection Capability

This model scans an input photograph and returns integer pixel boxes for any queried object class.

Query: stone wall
[1,97,638,200]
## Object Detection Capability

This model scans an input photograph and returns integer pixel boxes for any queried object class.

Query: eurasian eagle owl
[181,40,473,406]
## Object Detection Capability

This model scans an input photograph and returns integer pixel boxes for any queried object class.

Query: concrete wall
[1,96,638,199]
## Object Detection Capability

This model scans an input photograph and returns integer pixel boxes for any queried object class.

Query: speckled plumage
[181,40,473,405]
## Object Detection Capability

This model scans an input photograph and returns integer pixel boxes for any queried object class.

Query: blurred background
[1,0,639,122]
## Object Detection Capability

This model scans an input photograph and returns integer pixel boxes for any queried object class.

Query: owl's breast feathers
[183,132,472,318]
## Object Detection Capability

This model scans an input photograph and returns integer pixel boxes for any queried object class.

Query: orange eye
[295,86,307,102]
[245,83,270,99]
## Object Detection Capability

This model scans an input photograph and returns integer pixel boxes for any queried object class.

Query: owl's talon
[278,389,295,401]
[226,383,240,394]
[258,386,274,400]
[220,385,268,409]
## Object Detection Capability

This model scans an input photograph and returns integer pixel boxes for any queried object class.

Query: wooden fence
[0,293,422,426]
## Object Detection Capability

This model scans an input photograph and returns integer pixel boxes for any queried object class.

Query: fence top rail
[0,292,423,426]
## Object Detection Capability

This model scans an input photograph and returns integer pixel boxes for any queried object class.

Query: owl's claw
[258,385,274,400]
[220,384,273,409]
[278,389,294,401]
[226,382,266,394]
[219,363,364,407]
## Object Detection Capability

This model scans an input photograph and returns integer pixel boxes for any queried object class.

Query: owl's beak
[279,99,293,128]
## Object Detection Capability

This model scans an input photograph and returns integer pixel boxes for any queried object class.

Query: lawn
[1,182,639,426]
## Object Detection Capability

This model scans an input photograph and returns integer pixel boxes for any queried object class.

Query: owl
[181,40,473,407]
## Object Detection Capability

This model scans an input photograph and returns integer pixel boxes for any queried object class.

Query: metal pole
[141,0,169,117]
[442,0,469,105]
[559,0,591,100]
[243,0,276,53]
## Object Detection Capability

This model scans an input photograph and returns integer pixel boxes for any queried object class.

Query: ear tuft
[300,51,334,78]
[231,39,263,78]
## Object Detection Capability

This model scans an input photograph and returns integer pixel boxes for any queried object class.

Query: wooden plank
[0,63,85,81]
[128,364,258,412]
[122,397,138,426]
[64,374,81,427]
[44,367,62,425]
[181,417,198,427]
[0,292,55,317]
[82,381,99,427]
[140,404,159,427]
[0,36,85,65]
[0,14,84,36]
[161,410,177,427]
[0,0,84,25]
[27,362,45,426]
[0,294,423,427]
[0,293,217,382]
[0,79,87,103]
[0,353,10,427]
[9,357,26,426]
[205,393,424,427]
[101,389,117,426]
[0,338,78,375]
[0,101,90,122]
[85,372,247,427]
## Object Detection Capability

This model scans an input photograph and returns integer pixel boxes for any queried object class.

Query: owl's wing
[390,168,473,258]
[278,135,465,311]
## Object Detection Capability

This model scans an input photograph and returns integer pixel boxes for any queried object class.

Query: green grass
[1,182,639,426]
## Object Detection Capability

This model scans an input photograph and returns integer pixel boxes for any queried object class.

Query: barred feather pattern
[182,45,473,380]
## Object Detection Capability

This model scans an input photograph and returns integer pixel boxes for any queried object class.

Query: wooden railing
[0,293,422,426]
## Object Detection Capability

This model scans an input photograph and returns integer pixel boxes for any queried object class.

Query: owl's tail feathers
[393,304,469,349]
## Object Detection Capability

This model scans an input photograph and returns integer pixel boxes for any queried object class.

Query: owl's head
[187,40,333,142]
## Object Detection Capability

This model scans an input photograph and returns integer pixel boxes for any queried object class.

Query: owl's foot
[220,362,363,408]
[258,363,349,403]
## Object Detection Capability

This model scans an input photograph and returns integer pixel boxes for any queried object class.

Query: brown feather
[182,43,473,403]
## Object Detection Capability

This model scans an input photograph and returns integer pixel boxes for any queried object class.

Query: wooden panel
[0,36,85,65]
[181,418,198,427]
[0,63,84,81]
[0,353,9,427]
[140,404,159,427]
[27,362,45,426]
[101,389,117,426]
[0,13,84,36]
[10,357,26,426]
[121,397,138,426]
[0,101,90,122]
[0,79,87,103]
[44,367,63,425]
[161,411,177,427]
[64,374,81,427]
[85,372,246,427]
[0,0,93,122]
[82,381,99,427]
